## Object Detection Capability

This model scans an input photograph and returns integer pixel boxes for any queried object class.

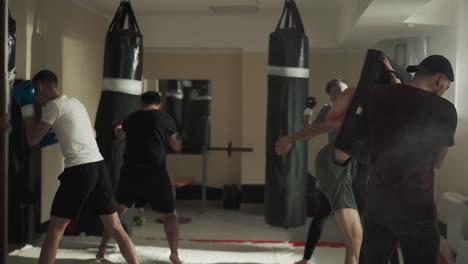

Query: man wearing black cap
[363,55,458,263]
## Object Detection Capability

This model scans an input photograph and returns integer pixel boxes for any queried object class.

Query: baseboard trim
[174,184,266,204]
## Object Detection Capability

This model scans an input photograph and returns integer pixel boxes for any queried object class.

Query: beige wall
[426,0,468,224]
[10,0,107,223]
[143,50,243,188]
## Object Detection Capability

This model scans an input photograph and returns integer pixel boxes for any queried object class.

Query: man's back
[42,95,103,168]
[367,84,457,217]
[123,109,177,166]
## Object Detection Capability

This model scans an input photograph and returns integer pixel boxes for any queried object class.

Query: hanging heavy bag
[165,80,184,153]
[82,1,143,236]
[265,0,309,228]
[8,80,35,243]
[186,80,211,153]
[165,80,184,131]
[8,10,16,87]
[95,0,143,164]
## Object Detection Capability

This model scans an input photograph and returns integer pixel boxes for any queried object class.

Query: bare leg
[99,212,139,264]
[334,208,363,264]
[96,203,128,259]
[334,148,350,165]
[159,210,181,264]
[38,216,70,264]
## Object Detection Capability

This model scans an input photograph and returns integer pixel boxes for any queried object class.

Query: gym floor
[133,200,344,243]
[9,200,455,263]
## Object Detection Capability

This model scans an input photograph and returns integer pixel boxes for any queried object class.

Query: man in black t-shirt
[97,91,183,264]
[364,55,458,264]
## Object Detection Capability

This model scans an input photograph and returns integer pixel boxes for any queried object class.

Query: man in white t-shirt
[13,70,139,264]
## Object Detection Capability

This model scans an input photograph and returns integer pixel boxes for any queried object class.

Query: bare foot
[295,259,311,264]
[95,246,106,260]
[170,253,181,264]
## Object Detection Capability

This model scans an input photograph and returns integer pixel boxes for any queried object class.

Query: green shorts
[315,144,358,212]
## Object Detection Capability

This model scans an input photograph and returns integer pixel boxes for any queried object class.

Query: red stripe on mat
[438,255,449,264]
[189,239,449,264]
[8,248,21,254]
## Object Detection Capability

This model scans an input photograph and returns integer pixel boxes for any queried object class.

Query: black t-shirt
[122,109,177,166]
[367,84,457,218]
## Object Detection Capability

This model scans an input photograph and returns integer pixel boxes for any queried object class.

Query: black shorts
[116,163,175,214]
[51,160,116,219]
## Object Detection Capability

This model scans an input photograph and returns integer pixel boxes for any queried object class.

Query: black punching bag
[81,1,142,235]
[265,0,309,228]
[335,49,412,164]
[8,10,16,87]
[185,80,211,153]
[165,80,184,132]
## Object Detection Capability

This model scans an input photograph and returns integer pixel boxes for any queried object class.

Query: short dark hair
[413,68,440,79]
[32,70,58,90]
[325,79,346,94]
[141,91,161,105]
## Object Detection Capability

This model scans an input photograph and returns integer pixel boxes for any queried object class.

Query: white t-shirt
[41,95,103,168]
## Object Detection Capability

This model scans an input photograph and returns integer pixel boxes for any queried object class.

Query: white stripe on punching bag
[166,91,183,99]
[191,96,212,101]
[268,66,309,78]
[102,78,142,95]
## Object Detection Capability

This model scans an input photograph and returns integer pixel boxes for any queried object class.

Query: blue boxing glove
[40,128,58,147]
[12,81,36,118]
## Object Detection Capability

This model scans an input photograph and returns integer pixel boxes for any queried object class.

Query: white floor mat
[8,236,346,264]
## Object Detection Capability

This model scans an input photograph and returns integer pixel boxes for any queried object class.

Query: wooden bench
[171,176,194,193]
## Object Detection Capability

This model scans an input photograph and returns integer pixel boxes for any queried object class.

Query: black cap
[406,55,454,81]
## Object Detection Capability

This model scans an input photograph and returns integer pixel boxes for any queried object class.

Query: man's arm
[312,105,329,125]
[275,122,336,156]
[275,88,356,156]
[168,133,182,152]
[433,103,457,169]
[24,117,52,146]
[382,56,401,84]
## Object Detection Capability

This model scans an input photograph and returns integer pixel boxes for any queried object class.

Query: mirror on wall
[144,79,211,154]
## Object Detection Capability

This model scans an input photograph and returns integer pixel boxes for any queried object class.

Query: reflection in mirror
[145,79,211,154]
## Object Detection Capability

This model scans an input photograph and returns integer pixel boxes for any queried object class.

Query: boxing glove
[40,128,58,147]
[12,81,36,118]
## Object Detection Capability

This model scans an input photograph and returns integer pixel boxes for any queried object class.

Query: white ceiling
[75,0,345,16]
[73,0,451,50]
